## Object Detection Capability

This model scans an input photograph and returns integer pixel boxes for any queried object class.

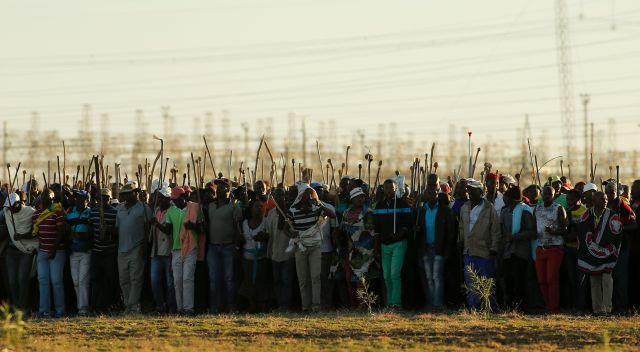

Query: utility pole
[580,94,590,180]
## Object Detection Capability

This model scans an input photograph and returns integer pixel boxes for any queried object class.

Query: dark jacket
[415,202,456,257]
[373,196,413,245]
[500,205,536,261]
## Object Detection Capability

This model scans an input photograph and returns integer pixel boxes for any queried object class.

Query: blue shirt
[67,206,92,252]
[424,203,438,246]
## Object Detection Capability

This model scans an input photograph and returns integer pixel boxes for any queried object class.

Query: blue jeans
[272,259,295,311]
[150,256,176,313]
[423,248,445,308]
[37,250,66,317]
[206,244,237,312]
[463,255,497,311]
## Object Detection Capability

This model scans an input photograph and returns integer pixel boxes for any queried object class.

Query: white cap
[150,179,170,194]
[582,183,598,193]
[158,187,171,198]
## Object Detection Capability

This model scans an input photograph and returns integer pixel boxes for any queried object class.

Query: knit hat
[350,187,365,200]
[75,190,91,201]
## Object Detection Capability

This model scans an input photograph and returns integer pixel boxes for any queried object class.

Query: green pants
[381,240,407,308]
[118,244,146,312]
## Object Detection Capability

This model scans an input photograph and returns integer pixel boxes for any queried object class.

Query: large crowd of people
[1,161,639,318]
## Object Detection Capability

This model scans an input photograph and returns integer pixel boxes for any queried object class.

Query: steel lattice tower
[555,0,577,165]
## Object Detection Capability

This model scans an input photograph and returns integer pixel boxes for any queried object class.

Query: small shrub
[463,265,494,318]
[356,276,378,315]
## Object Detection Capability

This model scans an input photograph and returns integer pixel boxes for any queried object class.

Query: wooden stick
[616,165,620,199]
[75,165,80,188]
[254,136,265,182]
[162,157,169,184]
[190,152,198,189]
[203,136,218,178]
[10,162,21,190]
[429,142,435,174]
[471,147,481,179]
[373,160,382,192]
[344,145,351,176]
[62,140,66,186]
[187,163,191,186]
[366,154,373,187]
[534,155,542,187]
[150,149,162,184]
[327,159,336,189]
[316,141,325,185]
[292,159,296,184]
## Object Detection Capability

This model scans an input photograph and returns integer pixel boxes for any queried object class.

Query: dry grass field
[1,311,639,351]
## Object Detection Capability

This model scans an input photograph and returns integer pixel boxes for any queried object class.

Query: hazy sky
[1,0,639,151]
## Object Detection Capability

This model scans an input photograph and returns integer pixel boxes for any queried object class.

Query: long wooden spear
[203,136,218,178]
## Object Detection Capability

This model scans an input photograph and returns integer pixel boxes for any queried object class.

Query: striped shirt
[90,205,118,252]
[288,206,322,232]
[33,208,65,253]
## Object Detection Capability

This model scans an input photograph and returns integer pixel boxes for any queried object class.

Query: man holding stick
[66,190,93,316]
[90,188,119,314]
[33,188,66,318]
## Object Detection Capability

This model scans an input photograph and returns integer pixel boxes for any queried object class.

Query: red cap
[486,172,498,181]
[440,183,452,194]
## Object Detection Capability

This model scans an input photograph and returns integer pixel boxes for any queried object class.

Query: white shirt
[469,199,485,232]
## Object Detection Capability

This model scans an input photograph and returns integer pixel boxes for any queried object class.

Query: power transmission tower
[555,0,577,165]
